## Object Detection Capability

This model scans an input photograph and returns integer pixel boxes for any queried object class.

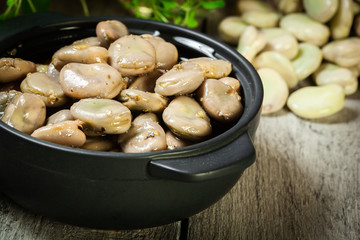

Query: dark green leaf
[161,0,178,11]
[200,0,225,9]
[21,0,51,14]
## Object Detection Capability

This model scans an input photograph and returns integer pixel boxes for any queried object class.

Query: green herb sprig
[120,0,225,28]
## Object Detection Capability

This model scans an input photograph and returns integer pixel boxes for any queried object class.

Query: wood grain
[187,90,360,240]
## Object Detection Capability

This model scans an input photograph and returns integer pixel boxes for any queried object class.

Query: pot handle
[148,132,255,182]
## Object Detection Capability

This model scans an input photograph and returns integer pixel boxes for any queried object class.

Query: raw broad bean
[273,0,303,14]
[70,98,132,134]
[262,28,299,60]
[197,78,243,122]
[1,93,46,134]
[253,51,298,88]
[20,72,67,107]
[0,58,36,83]
[96,20,129,48]
[60,63,126,99]
[237,26,267,63]
[162,96,211,141]
[237,0,273,13]
[313,63,358,95]
[257,68,289,114]
[280,13,330,46]
[291,43,323,81]
[51,44,108,71]
[119,89,168,113]
[185,57,232,79]
[287,84,345,119]
[108,35,156,76]
[118,113,166,153]
[154,62,205,96]
[47,109,74,125]
[322,37,360,67]
[219,77,241,93]
[303,0,338,23]
[31,120,86,147]
[218,16,248,45]
[355,15,360,37]
[330,0,354,39]
[141,34,178,70]
[242,11,280,28]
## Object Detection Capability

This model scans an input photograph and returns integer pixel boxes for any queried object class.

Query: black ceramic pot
[0,16,263,230]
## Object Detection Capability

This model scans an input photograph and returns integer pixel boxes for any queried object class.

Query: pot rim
[0,16,263,160]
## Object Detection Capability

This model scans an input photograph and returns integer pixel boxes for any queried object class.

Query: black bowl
[0,16,263,229]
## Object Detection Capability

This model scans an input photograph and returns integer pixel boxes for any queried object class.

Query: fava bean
[165,130,190,150]
[119,89,168,113]
[287,84,345,119]
[0,58,36,83]
[237,26,267,63]
[322,37,360,67]
[262,28,299,60]
[185,57,232,79]
[330,0,353,39]
[237,0,273,13]
[242,11,280,28]
[273,0,303,14]
[219,77,241,93]
[47,109,74,125]
[72,37,101,47]
[218,16,248,45]
[303,0,338,23]
[96,20,129,48]
[128,69,163,92]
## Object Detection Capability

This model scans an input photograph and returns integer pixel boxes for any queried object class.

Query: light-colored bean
[197,78,243,122]
[119,89,168,113]
[60,63,126,99]
[185,57,232,79]
[237,26,267,63]
[1,93,46,134]
[96,20,129,48]
[287,84,345,119]
[108,35,156,76]
[330,0,353,39]
[46,63,60,82]
[162,96,211,141]
[242,10,280,28]
[262,28,299,60]
[322,37,360,67]
[118,113,166,153]
[303,0,338,23]
[20,72,67,107]
[280,13,330,46]
[313,63,358,95]
[154,62,205,96]
[31,120,86,147]
[70,98,132,134]
[253,51,298,88]
[47,109,74,125]
[218,16,248,45]
[257,68,289,114]
[51,44,108,71]
[273,0,303,14]
[291,43,323,81]
[0,58,36,83]
[237,0,273,13]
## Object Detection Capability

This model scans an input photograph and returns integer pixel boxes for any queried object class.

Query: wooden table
[1,87,359,239]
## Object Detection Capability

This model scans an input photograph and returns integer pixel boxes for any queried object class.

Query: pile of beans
[0,20,244,153]
[218,0,360,119]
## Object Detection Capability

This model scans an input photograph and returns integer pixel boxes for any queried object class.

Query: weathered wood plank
[0,194,181,240]
[187,90,360,240]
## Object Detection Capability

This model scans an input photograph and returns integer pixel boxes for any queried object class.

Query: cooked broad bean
[197,78,243,122]
[0,90,19,117]
[96,20,129,48]
[119,89,168,113]
[185,57,232,79]
[322,37,360,67]
[47,109,74,125]
[287,84,345,119]
[51,44,108,71]
[330,0,353,39]
[60,63,126,99]
[118,113,166,153]
[279,13,330,46]
[257,68,289,114]
[242,10,280,28]
[253,51,298,88]
[46,63,60,82]
[70,98,132,134]
[291,43,323,81]
[128,69,163,92]
[165,130,190,150]
[0,58,36,83]
[108,35,156,76]
[154,62,205,96]
[219,77,241,93]
[313,63,358,95]
[81,136,116,151]
[162,96,211,141]
[1,93,46,134]
[237,26,267,63]
[31,120,86,147]
[141,34,178,70]
[218,16,248,45]
[262,28,299,60]
[303,0,338,23]
[72,37,101,46]
[20,72,67,107]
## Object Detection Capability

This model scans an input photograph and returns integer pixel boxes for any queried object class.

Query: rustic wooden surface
[1,89,359,239]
